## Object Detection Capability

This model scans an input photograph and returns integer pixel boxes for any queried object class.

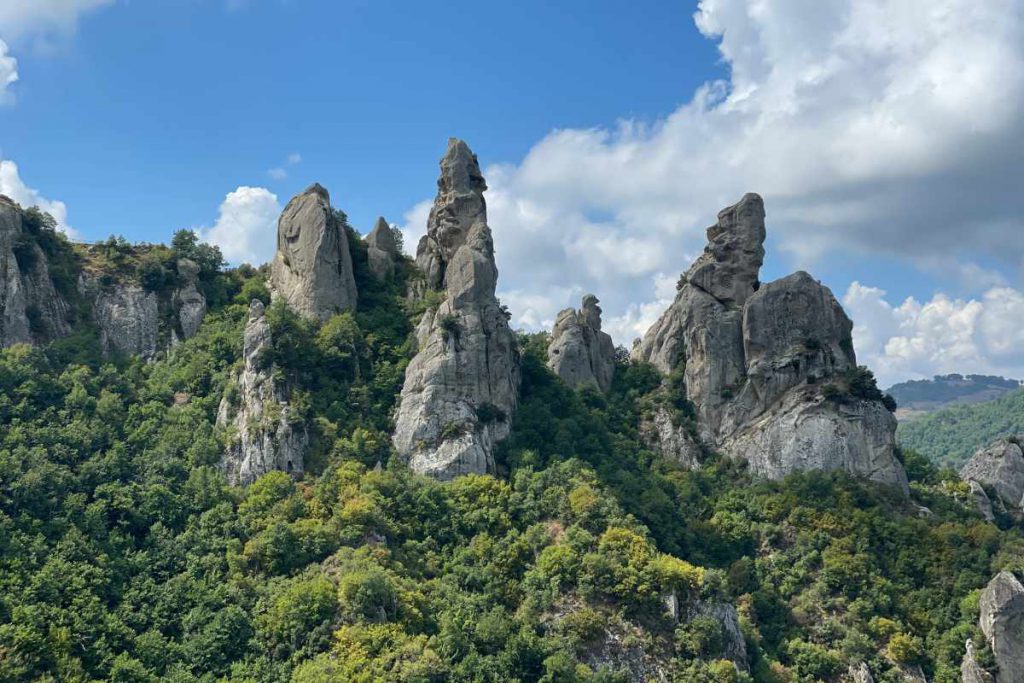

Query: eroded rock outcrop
[366,217,399,282]
[172,258,207,341]
[965,571,1024,683]
[80,277,160,358]
[961,639,995,683]
[547,294,616,391]
[0,195,73,346]
[633,194,907,491]
[218,300,307,485]
[271,183,357,321]
[961,437,1024,516]
[392,139,519,480]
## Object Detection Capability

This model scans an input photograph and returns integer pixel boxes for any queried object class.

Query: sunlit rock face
[271,183,357,321]
[393,139,520,480]
[961,437,1024,516]
[633,193,908,492]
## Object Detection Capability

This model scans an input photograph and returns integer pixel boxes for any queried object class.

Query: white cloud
[267,167,287,180]
[0,159,75,236]
[286,153,302,165]
[266,152,302,181]
[0,0,115,43]
[199,186,280,266]
[0,39,17,104]
[395,0,1024,353]
[843,282,1024,387]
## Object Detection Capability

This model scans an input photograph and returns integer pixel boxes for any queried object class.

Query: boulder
[961,438,1024,514]
[217,300,308,485]
[632,193,907,492]
[0,195,73,347]
[393,139,520,480]
[271,183,357,321]
[976,571,1024,682]
[366,216,399,282]
[547,294,616,391]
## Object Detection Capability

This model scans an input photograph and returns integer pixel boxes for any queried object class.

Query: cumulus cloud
[0,39,17,104]
[199,187,280,266]
[843,282,1024,387]
[0,0,115,43]
[266,152,303,181]
[402,0,1024,377]
[0,159,75,236]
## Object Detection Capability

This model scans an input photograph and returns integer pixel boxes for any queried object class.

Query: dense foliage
[898,388,1024,467]
[1,224,1022,682]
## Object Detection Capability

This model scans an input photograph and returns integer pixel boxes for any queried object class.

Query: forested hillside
[897,389,1024,468]
[1,223,1022,682]
[886,375,1020,421]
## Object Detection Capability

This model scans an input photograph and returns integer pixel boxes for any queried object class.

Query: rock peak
[685,191,766,306]
[548,294,616,392]
[270,183,358,321]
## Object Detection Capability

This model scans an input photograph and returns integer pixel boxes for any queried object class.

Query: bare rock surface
[366,216,399,281]
[547,294,616,391]
[172,258,207,340]
[393,139,519,480]
[271,183,357,321]
[217,300,308,485]
[632,193,907,492]
[961,438,1024,515]
[0,195,73,346]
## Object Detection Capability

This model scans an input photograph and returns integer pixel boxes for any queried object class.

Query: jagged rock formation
[366,217,399,282]
[969,480,997,522]
[172,258,207,340]
[218,300,307,485]
[271,183,357,321]
[961,437,1024,516]
[392,138,520,480]
[848,663,874,683]
[633,193,908,492]
[961,571,1024,683]
[0,195,73,346]
[639,406,703,469]
[547,294,615,391]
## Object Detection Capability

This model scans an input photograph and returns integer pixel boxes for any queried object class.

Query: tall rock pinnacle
[633,193,908,492]
[393,139,520,480]
[270,183,358,321]
[366,216,399,281]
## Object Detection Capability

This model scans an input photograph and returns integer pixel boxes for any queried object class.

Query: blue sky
[2,0,1024,385]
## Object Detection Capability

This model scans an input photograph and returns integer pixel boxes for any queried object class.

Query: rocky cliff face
[961,571,1024,683]
[218,300,307,485]
[271,183,357,321]
[392,139,520,480]
[366,216,399,282]
[547,294,616,392]
[80,276,160,357]
[633,193,908,492]
[961,437,1024,517]
[0,196,74,347]
[172,258,207,341]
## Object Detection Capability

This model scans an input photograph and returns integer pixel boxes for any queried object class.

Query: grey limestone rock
[172,258,207,340]
[392,139,520,480]
[632,193,907,492]
[976,571,1024,683]
[0,195,73,347]
[961,639,996,683]
[217,300,308,485]
[271,183,357,321]
[80,276,160,358]
[366,216,399,282]
[547,294,616,391]
[961,438,1024,515]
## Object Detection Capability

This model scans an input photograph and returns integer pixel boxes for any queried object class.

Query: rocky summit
[961,571,1024,683]
[271,183,358,321]
[961,436,1024,518]
[366,216,399,282]
[547,294,616,392]
[392,138,520,480]
[633,193,909,492]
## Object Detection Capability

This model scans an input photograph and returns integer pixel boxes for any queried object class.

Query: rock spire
[547,294,616,391]
[392,139,520,480]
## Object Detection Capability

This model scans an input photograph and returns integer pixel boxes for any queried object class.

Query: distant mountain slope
[897,387,1024,466]
[887,374,1021,420]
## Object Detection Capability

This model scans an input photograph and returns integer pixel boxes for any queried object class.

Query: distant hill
[886,373,1021,420]
[897,386,1024,466]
